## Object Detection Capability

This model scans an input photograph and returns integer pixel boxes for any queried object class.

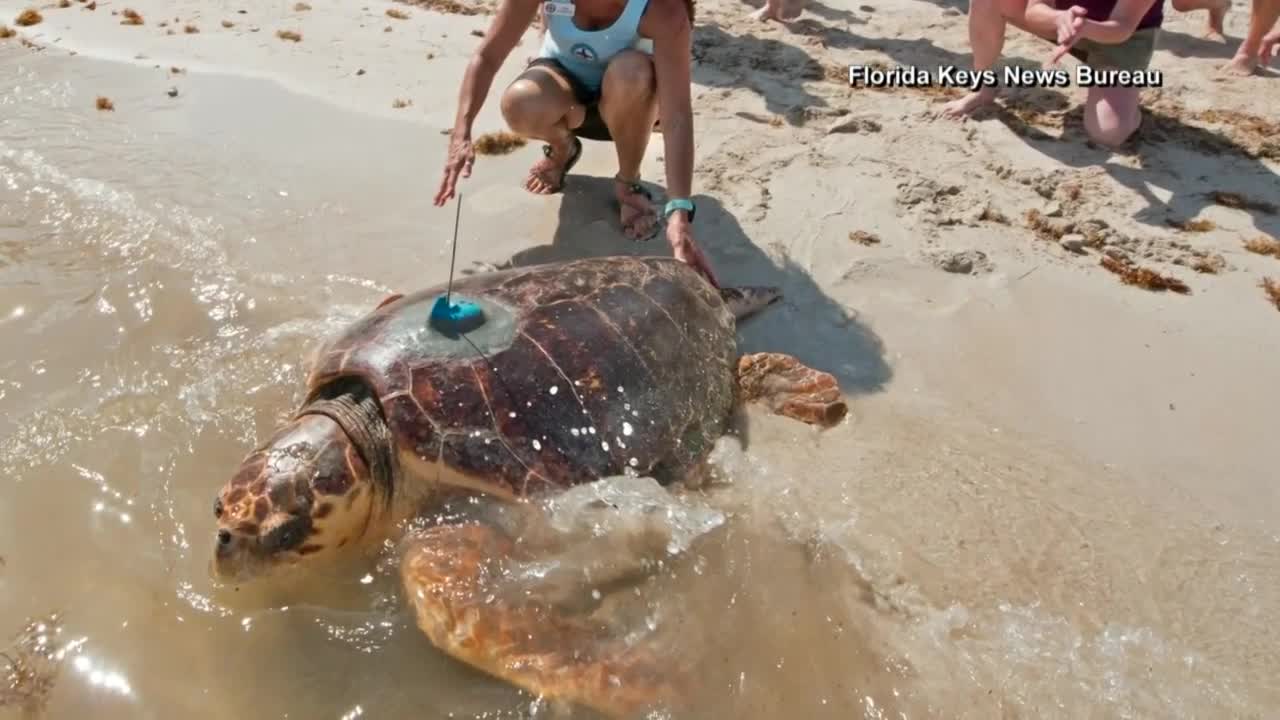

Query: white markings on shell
[549,385,558,395]
[622,421,633,436]
[532,439,542,451]
[629,457,638,467]
[601,441,610,452]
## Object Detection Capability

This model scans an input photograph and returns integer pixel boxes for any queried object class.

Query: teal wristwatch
[663,198,696,222]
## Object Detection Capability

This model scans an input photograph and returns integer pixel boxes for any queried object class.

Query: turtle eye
[263,518,308,552]
[213,497,224,518]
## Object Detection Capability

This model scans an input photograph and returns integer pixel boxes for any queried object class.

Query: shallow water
[3,47,1279,720]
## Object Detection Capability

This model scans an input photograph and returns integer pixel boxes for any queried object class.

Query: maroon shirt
[1055,0,1163,30]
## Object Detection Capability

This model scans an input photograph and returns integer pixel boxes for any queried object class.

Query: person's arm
[1025,0,1066,35]
[1080,0,1157,43]
[452,0,540,138]
[649,0,694,212]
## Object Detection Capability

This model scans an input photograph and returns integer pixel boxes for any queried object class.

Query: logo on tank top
[569,42,598,62]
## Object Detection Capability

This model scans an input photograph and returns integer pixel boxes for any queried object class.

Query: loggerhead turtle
[209,255,846,716]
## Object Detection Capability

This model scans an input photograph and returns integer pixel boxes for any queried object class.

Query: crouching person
[942,0,1164,147]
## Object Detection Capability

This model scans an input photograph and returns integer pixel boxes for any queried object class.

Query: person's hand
[1261,29,1279,66]
[1046,6,1087,66]
[666,216,719,288]
[434,131,475,206]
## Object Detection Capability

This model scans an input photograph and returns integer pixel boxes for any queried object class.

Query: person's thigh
[1075,27,1158,71]
[598,51,656,114]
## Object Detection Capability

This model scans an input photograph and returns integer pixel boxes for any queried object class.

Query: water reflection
[71,653,133,699]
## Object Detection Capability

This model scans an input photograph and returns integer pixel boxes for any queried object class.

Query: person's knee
[502,75,578,134]
[1169,0,1195,12]
[602,51,656,102]
[1087,122,1136,146]
[1084,93,1140,146]
[500,78,543,130]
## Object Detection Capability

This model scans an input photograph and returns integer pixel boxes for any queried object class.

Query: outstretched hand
[435,133,475,207]
[1045,6,1088,67]
[667,219,719,288]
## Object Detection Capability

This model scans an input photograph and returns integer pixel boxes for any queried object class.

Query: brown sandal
[528,136,582,194]
[615,176,661,242]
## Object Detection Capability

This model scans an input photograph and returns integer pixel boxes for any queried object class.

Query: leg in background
[1170,0,1230,40]
[941,0,1033,119]
[1224,0,1280,73]
[598,50,662,240]
[1082,86,1143,147]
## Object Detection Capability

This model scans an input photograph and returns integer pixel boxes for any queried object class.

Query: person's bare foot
[614,178,659,241]
[940,87,997,120]
[1221,52,1258,74]
[1204,0,1229,41]
[750,0,802,21]
[524,136,581,194]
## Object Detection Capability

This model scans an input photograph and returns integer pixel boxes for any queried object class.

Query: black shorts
[525,57,614,142]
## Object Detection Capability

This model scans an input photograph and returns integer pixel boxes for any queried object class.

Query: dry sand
[2,0,1280,712]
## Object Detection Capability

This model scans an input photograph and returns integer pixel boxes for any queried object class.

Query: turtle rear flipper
[735,352,848,427]
[400,523,687,718]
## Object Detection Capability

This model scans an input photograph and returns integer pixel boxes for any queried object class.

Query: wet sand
[2,0,1280,717]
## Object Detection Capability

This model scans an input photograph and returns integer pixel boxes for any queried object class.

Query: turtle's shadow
[488,174,893,405]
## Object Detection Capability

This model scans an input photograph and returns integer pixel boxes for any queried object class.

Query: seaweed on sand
[1,615,68,717]
[1166,218,1215,232]
[1209,191,1277,215]
[473,131,527,155]
[1243,236,1280,259]
[1100,255,1191,294]
[1262,277,1280,311]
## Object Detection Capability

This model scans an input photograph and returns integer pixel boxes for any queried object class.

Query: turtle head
[211,396,389,583]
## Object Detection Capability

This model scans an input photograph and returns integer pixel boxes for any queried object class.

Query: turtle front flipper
[375,292,404,309]
[735,352,848,427]
[399,523,686,718]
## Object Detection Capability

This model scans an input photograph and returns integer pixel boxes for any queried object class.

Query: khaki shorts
[1053,26,1159,71]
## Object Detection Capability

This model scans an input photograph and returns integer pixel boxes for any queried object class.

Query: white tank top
[538,0,655,92]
